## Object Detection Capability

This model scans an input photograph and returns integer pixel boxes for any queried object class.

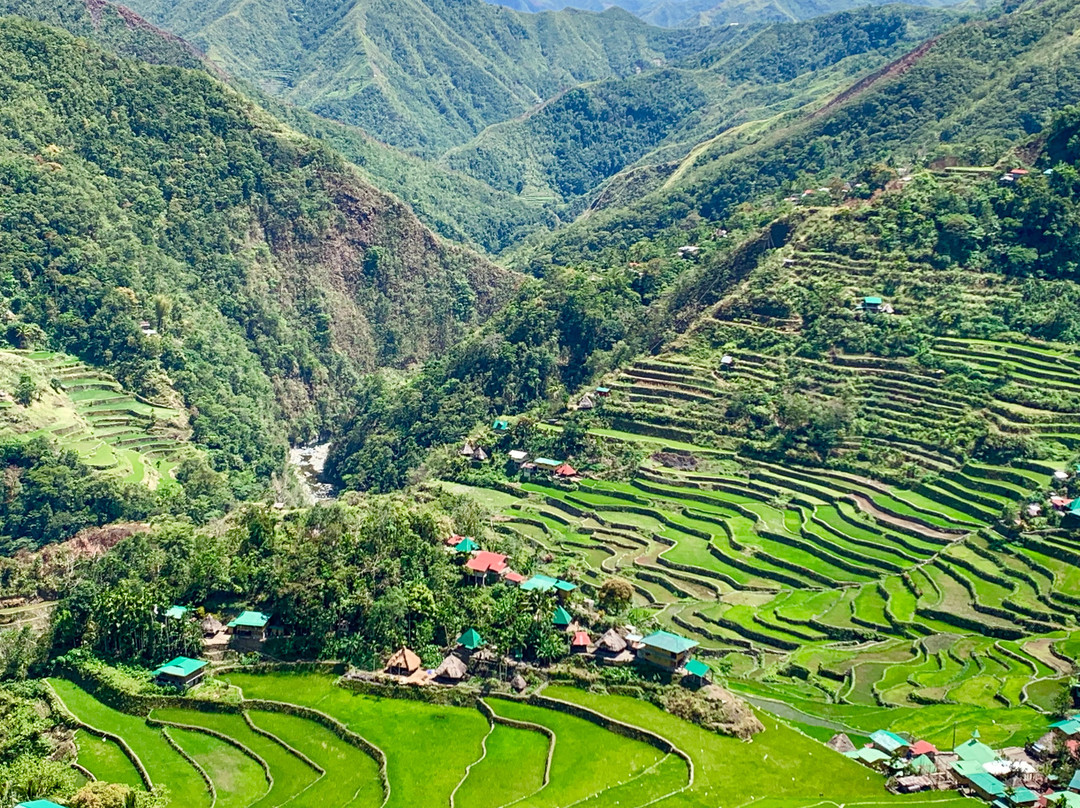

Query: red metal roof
[503,570,526,583]
[554,463,577,477]
[909,740,938,756]
[465,551,508,574]
[572,631,590,646]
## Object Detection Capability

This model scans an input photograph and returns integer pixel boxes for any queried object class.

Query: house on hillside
[385,647,422,677]
[577,393,595,410]
[638,630,698,672]
[845,747,891,771]
[465,551,508,583]
[595,387,611,398]
[871,729,910,757]
[909,740,938,758]
[164,605,189,621]
[18,801,67,808]
[227,611,272,642]
[954,737,998,766]
[454,537,480,553]
[534,457,561,473]
[828,734,856,754]
[503,570,527,585]
[553,463,578,479]
[571,631,591,652]
[859,296,884,312]
[493,418,510,432]
[153,656,207,690]
[508,450,529,464]
[551,605,572,628]
[520,574,576,600]
[1051,716,1080,742]
[720,354,735,370]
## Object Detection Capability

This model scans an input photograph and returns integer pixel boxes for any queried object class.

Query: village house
[534,457,561,473]
[594,386,611,398]
[552,605,572,629]
[433,654,468,683]
[153,656,207,690]
[508,450,529,464]
[638,630,698,672]
[577,393,595,410]
[18,801,66,808]
[228,611,272,642]
[845,747,892,771]
[553,463,578,479]
[720,354,735,370]
[571,630,591,652]
[454,537,480,553]
[465,550,509,583]
[1051,715,1080,742]
[492,418,510,431]
[519,574,577,600]
[870,729,910,756]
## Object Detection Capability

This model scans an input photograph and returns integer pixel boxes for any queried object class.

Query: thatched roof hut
[511,674,528,693]
[433,655,468,682]
[827,733,856,753]
[201,615,224,636]
[385,646,422,676]
[597,628,627,654]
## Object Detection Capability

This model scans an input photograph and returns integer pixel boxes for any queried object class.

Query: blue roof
[18,801,67,808]
[520,574,559,592]
[165,605,189,619]
[640,630,698,654]
[1070,771,1080,790]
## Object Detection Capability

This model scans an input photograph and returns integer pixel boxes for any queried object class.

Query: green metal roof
[153,656,207,678]
[908,754,935,775]
[164,605,189,620]
[640,630,698,655]
[551,606,572,626]
[967,773,1006,798]
[457,628,484,650]
[683,659,710,678]
[870,729,908,753]
[454,538,480,553]
[1070,772,1080,790]
[864,296,883,305]
[1010,787,1039,805]
[18,801,67,808]
[228,610,270,629]
[950,760,986,778]
[520,574,559,592]
[493,418,510,430]
[954,738,997,765]
[553,579,577,592]
[1048,792,1080,808]
[534,457,560,467]
[851,747,890,764]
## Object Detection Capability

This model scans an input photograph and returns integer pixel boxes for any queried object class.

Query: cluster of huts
[576,385,610,411]
[833,717,1080,807]
[461,440,580,481]
[150,605,278,690]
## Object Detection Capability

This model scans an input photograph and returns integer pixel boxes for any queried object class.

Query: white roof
[984,760,1035,776]
[508,450,528,461]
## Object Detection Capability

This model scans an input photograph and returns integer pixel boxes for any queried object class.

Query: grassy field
[49,679,211,808]
[74,729,145,788]
[223,670,489,808]
[167,727,270,808]
[453,721,550,808]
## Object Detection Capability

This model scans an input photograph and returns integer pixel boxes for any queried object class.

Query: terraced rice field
[0,350,197,488]
[47,670,972,808]
[465,254,1080,714]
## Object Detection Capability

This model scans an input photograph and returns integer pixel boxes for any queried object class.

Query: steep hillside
[532,0,1080,262]
[441,6,952,207]
[486,0,966,28]
[0,16,514,480]
[119,0,740,155]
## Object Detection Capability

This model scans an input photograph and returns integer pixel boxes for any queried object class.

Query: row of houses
[836,719,1080,806]
[151,607,278,690]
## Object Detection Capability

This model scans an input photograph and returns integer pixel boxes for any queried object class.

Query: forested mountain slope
[441,6,952,207]
[487,0,966,28]
[119,0,742,155]
[537,0,1080,261]
[0,16,514,482]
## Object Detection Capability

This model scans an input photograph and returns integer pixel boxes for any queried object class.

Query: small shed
[164,605,189,620]
[595,387,611,397]
[385,646,422,676]
[457,628,485,652]
[683,658,711,685]
[473,447,489,462]
[493,418,510,431]
[153,656,207,690]
[503,570,527,584]
[720,355,735,369]
[508,450,529,463]
[577,394,595,410]
[433,655,468,683]
[228,611,271,641]
[861,296,883,312]
[552,606,573,628]
[571,630,590,651]
[454,537,480,553]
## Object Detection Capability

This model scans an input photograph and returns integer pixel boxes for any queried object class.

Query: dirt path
[848,493,963,542]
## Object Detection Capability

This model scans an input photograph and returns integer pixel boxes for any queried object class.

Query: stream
[288,442,336,503]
